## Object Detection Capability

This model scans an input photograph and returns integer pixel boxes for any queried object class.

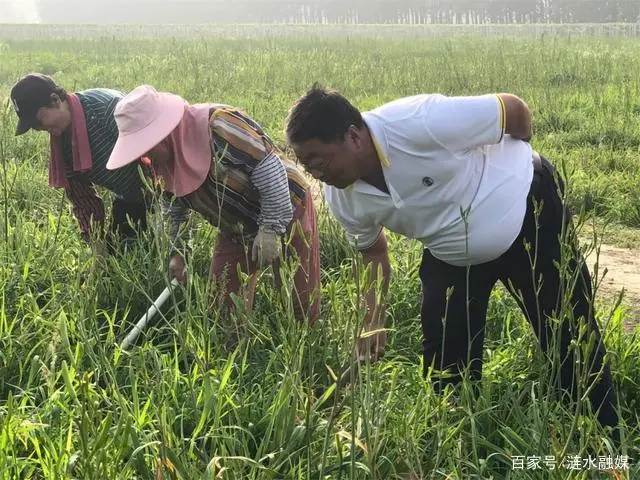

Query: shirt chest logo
[422,176,434,187]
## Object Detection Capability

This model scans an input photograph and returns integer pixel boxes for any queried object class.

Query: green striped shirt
[62,88,148,200]
[60,88,150,237]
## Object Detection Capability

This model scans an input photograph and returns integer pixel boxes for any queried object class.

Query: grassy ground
[0,30,639,479]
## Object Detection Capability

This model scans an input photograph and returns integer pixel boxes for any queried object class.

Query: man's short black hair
[285,83,364,145]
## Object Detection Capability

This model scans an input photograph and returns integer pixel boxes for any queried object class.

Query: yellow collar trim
[372,137,390,168]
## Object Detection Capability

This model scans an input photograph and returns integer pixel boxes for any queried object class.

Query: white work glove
[251,226,282,268]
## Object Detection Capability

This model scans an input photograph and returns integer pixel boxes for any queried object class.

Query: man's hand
[358,318,387,363]
[356,230,391,364]
[169,254,187,284]
[251,227,282,269]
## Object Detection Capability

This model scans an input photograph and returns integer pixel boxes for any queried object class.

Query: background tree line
[33,0,640,24]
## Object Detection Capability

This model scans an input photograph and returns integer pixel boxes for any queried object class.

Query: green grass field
[1,27,639,479]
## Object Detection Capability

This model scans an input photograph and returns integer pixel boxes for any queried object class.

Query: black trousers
[419,156,618,433]
[107,196,151,252]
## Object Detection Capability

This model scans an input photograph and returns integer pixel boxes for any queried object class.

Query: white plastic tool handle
[120,278,179,351]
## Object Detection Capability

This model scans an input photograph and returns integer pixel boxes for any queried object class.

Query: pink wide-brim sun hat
[106,84,187,170]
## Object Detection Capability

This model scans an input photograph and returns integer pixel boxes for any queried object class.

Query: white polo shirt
[324,93,534,267]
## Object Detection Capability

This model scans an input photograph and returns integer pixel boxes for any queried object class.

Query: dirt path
[586,244,640,332]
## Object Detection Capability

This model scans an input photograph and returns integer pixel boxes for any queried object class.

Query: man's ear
[347,124,363,149]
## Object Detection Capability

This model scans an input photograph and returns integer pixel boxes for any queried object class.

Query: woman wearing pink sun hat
[107,85,320,323]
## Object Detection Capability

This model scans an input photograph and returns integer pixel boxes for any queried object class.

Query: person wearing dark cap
[10,73,153,253]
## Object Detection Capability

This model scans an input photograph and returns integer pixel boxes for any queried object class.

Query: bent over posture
[107,85,320,323]
[285,84,619,441]
[11,73,151,253]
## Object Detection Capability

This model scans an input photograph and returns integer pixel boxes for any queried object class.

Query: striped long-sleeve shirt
[166,105,309,253]
[59,88,150,239]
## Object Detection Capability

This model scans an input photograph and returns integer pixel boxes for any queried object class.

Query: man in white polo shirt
[285,84,618,439]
